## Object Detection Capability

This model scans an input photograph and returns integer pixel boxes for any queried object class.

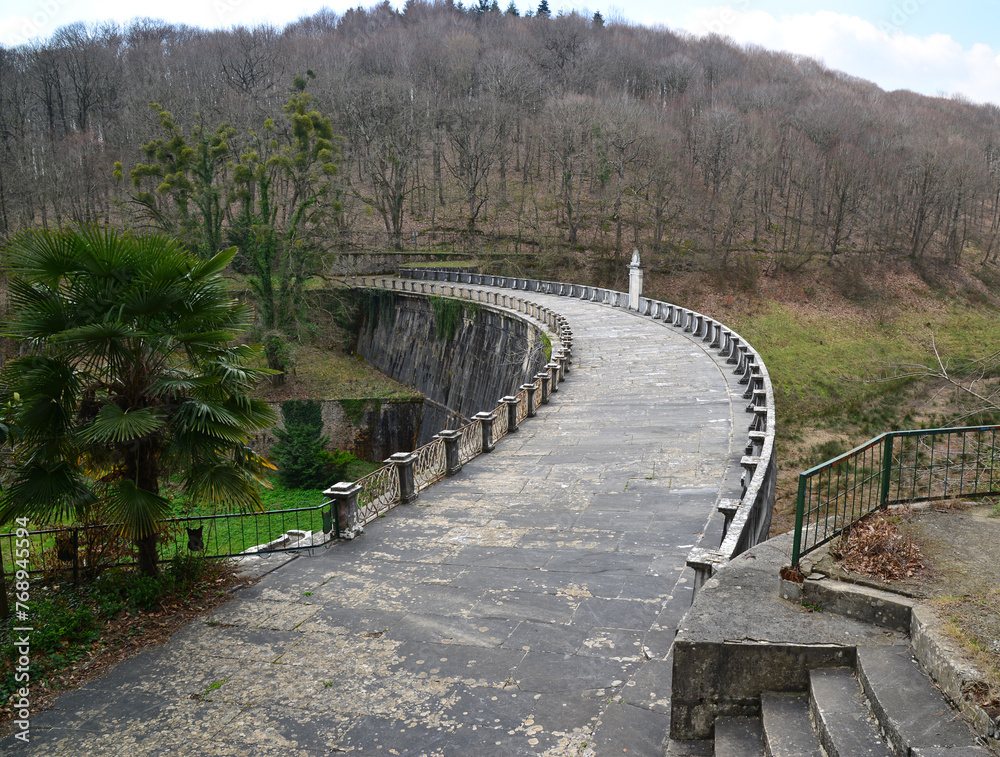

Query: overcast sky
[2,0,998,105]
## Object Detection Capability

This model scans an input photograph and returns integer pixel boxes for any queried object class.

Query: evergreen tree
[593,10,604,27]
[505,0,519,15]
[536,0,550,17]
[271,400,357,489]
[271,401,330,489]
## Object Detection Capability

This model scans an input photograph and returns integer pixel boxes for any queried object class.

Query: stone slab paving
[3,292,743,756]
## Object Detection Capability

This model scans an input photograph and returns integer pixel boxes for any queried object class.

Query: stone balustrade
[328,275,574,538]
[397,266,776,595]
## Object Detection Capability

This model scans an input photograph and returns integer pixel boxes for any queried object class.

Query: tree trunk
[136,532,159,577]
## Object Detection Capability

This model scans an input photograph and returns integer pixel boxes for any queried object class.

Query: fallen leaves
[834,511,925,583]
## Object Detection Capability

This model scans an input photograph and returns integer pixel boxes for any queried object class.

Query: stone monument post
[628,249,643,311]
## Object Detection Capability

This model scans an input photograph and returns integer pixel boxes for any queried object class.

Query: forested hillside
[2,1,999,275]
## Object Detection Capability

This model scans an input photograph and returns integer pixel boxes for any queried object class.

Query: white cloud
[681,6,1000,105]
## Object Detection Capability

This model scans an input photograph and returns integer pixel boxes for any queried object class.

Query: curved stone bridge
[4,273,774,756]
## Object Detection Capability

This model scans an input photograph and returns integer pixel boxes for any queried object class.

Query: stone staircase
[713,644,990,757]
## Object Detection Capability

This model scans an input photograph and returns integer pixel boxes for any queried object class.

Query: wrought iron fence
[516,386,530,423]
[458,420,483,464]
[792,425,1000,567]
[493,405,508,442]
[0,501,331,582]
[414,437,447,490]
[355,463,401,525]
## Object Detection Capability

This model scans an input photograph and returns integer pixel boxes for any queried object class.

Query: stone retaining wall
[354,291,551,446]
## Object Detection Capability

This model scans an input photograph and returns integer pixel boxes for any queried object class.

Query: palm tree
[0,226,277,576]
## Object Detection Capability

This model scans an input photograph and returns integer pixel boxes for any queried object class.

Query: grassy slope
[634,257,1000,532]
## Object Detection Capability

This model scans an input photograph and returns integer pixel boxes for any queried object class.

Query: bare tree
[443,94,508,237]
[347,76,423,249]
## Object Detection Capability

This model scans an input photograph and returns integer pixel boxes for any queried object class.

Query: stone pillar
[554,353,567,382]
[717,499,740,541]
[503,396,520,433]
[536,371,551,405]
[547,361,561,392]
[727,336,742,364]
[385,451,418,504]
[436,430,463,476]
[476,411,497,452]
[521,383,538,417]
[323,482,364,540]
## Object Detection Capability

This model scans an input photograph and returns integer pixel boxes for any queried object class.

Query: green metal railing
[792,424,1000,566]
[0,501,336,583]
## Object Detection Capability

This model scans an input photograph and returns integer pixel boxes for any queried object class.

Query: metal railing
[356,462,401,525]
[792,424,1000,567]
[413,437,447,490]
[0,501,331,581]
[458,419,483,463]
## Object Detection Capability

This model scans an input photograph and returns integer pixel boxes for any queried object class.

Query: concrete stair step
[856,645,989,756]
[760,692,823,757]
[808,667,892,757]
[714,716,763,757]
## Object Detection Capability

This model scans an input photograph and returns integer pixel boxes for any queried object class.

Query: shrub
[321,449,359,483]
[272,400,358,489]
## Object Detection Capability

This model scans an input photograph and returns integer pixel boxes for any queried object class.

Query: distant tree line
[2,0,1000,277]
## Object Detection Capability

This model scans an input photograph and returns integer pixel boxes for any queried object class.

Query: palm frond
[175,330,239,349]
[185,464,264,512]
[148,375,220,397]
[4,227,81,288]
[103,479,172,539]
[173,399,244,434]
[189,246,238,280]
[224,395,279,429]
[80,404,166,444]
[0,462,94,525]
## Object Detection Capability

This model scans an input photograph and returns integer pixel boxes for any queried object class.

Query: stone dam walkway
[5,289,744,756]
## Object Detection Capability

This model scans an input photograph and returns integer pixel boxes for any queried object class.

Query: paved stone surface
[3,292,742,756]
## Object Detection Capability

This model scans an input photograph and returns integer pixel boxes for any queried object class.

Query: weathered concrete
[357,292,550,444]
[2,288,741,755]
[857,645,986,755]
[670,532,899,740]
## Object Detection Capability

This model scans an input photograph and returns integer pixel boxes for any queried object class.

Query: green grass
[731,299,1000,437]
[732,302,916,433]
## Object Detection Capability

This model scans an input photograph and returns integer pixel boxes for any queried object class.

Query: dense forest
[2,0,1000,280]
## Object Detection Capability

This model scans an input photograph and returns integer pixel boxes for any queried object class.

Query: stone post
[553,353,565,382]
[547,361,561,392]
[561,344,572,372]
[536,371,551,405]
[475,411,497,452]
[385,451,418,504]
[521,383,538,417]
[436,430,463,476]
[503,396,520,433]
[323,482,364,540]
